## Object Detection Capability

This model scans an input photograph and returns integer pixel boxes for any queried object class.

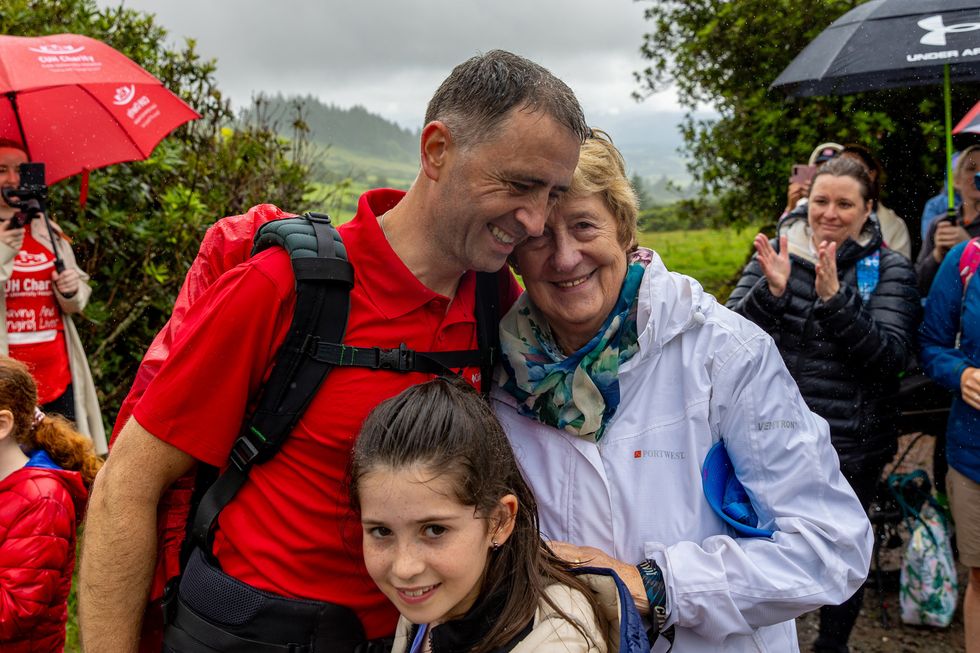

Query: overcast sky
[98,0,685,132]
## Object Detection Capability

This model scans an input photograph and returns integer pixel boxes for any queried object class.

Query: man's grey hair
[424,50,589,149]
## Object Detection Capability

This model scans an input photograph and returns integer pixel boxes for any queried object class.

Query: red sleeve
[0,491,74,639]
[133,249,296,467]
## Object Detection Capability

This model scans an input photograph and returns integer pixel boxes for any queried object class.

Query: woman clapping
[727,155,920,653]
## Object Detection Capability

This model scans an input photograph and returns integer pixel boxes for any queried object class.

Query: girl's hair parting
[349,377,610,653]
[0,356,102,486]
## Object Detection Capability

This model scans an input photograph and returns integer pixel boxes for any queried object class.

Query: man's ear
[420,121,452,182]
[490,493,519,546]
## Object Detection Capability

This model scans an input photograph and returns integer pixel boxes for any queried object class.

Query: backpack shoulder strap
[474,270,504,394]
[189,215,508,556]
[959,237,980,291]
[191,212,353,555]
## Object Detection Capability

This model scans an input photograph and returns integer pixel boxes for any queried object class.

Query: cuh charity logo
[28,44,86,55]
[113,85,137,106]
[909,14,980,62]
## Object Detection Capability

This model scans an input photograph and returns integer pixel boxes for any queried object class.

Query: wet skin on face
[515,193,629,354]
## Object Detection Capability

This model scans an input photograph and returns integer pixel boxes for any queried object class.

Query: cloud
[106,0,683,128]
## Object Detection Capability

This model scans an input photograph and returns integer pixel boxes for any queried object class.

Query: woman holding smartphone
[917,143,980,295]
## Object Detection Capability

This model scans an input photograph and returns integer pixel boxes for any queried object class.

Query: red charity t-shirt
[134,189,516,639]
[5,224,69,403]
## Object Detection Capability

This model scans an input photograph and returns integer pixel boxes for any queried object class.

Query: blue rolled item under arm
[702,440,775,538]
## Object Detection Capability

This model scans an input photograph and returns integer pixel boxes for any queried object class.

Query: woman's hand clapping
[753,234,790,297]
[814,240,840,302]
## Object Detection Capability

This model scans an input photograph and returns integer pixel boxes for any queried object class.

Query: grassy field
[315,143,418,189]
[638,224,759,301]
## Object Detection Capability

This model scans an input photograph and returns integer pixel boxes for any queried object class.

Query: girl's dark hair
[350,377,609,653]
[811,155,874,205]
[0,356,102,486]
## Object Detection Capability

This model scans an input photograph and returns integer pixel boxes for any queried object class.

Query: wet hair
[838,143,884,204]
[0,356,102,486]
[424,50,589,150]
[350,377,609,653]
[566,128,639,251]
[810,155,874,205]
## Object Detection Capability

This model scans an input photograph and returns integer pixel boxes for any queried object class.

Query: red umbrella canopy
[953,99,980,135]
[0,33,200,185]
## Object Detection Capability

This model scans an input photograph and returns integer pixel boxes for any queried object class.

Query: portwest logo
[113,85,136,106]
[29,44,86,55]
[918,15,980,47]
[633,449,686,461]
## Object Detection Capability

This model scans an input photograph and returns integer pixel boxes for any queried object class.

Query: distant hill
[592,110,701,198]
[241,94,419,187]
[243,95,704,197]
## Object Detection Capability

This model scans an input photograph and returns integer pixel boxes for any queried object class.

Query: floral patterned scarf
[497,259,647,441]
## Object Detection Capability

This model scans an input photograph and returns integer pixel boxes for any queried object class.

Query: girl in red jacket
[0,355,101,652]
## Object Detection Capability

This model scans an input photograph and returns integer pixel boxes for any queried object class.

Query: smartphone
[790,163,817,186]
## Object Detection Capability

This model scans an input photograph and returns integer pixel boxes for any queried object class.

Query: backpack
[959,236,980,291]
[187,212,505,557]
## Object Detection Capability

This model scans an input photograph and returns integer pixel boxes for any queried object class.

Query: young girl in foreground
[0,356,102,652]
[351,377,645,653]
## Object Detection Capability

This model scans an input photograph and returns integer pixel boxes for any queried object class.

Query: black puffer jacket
[726,218,921,468]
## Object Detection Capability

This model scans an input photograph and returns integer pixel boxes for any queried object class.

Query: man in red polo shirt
[79,50,587,652]
[107,203,292,652]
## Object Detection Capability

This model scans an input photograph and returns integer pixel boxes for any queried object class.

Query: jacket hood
[0,463,88,522]
[630,250,712,365]
[777,212,882,266]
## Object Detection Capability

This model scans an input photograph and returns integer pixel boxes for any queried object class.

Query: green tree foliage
[1,0,316,424]
[630,172,654,210]
[639,199,721,232]
[635,0,980,233]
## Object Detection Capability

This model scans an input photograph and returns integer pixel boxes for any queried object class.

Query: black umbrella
[771,0,980,213]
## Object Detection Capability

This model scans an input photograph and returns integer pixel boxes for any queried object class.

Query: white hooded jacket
[493,253,873,652]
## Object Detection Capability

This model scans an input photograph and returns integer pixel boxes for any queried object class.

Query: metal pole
[5,92,30,159]
[945,64,955,217]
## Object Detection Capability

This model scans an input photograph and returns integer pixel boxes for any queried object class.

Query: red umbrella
[0,33,200,198]
[953,99,980,136]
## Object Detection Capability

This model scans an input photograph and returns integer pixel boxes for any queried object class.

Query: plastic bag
[899,503,958,627]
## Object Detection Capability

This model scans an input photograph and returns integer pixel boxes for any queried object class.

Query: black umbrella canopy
[771,0,980,96]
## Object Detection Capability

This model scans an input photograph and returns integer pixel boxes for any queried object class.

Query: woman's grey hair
[424,50,589,149]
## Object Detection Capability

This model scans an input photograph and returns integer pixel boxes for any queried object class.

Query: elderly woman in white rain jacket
[492,130,873,652]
